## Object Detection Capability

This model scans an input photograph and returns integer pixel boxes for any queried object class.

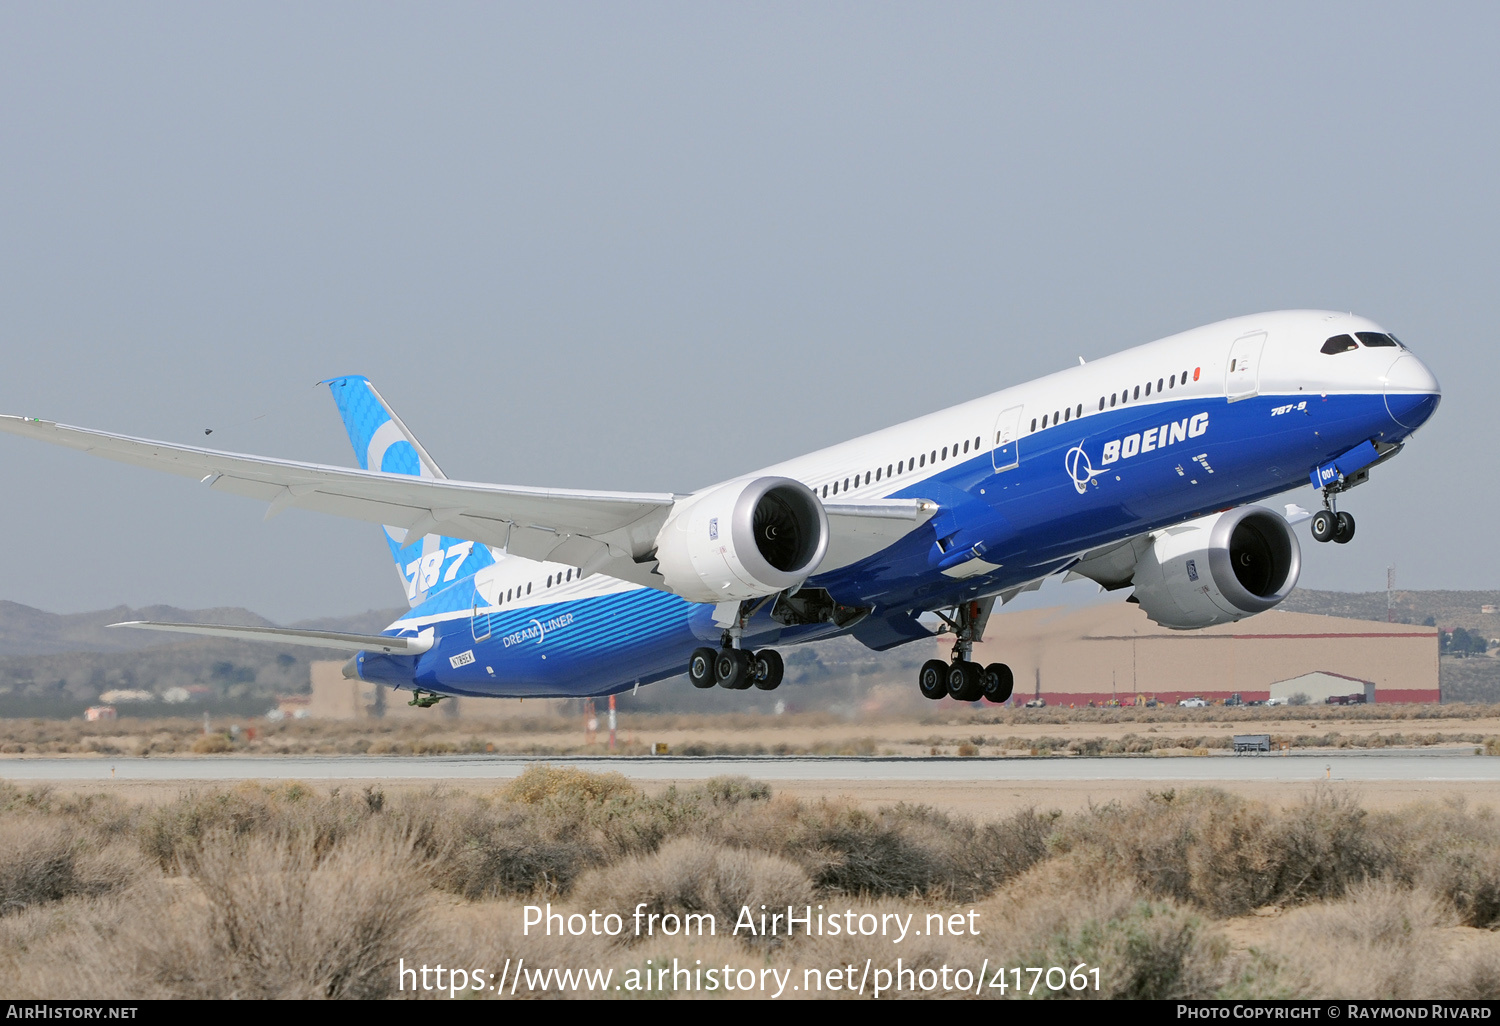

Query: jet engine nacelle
[654,477,829,604]
[1132,506,1301,629]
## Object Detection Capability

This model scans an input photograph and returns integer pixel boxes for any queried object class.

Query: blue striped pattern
[471,587,693,661]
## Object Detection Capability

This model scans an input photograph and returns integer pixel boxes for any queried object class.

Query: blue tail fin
[325,375,495,607]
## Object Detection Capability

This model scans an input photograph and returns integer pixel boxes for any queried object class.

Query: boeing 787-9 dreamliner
[0,311,1440,706]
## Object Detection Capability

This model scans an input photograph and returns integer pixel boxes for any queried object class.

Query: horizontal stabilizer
[109,620,432,655]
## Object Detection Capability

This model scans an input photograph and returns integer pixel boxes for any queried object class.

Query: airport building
[963,604,1439,705]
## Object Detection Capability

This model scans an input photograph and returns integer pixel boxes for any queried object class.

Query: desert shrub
[174,827,430,998]
[437,804,608,899]
[0,820,80,914]
[1425,847,1500,928]
[1022,899,1228,1000]
[981,807,1062,884]
[1051,788,1393,916]
[709,797,1052,901]
[571,837,813,943]
[422,773,716,899]
[1247,881,1455,999]
[191,733,233,754]
[989,861,1234,1000]
[1442,946,1500,1001]
[1264,789,1395,904]
[697,776,772,805]
[21,826,433,999]
[1391,802,1500,928]
[0,818,142,915]
[503,765,637,804]
[138,785,378,871]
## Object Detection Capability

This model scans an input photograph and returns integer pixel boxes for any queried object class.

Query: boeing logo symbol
[1064,412,1210,495]
[1064,445,1108,494]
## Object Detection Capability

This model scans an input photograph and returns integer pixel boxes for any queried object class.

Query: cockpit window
[1321,334,1358,355]
[1356,331,1398,348]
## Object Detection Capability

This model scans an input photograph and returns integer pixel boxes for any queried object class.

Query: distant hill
[0,600,407,657]
[1280,588,1500,635]
[0,601,408,718]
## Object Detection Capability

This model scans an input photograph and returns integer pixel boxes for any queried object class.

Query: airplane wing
[111,620,432,654]
[0,416,935,591]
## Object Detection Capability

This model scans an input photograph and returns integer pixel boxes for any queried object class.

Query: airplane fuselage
[353,310,1441,698]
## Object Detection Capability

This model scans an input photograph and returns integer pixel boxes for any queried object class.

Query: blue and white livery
[0,310,1441,705]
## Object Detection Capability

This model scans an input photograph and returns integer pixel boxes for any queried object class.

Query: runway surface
[2,750,1495,783]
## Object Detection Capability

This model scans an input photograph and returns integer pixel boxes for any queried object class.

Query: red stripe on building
[1089,633,1437,641]
[1011,689,1442,707]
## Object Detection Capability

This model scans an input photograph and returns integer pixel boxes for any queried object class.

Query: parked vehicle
[1223,693,1244,707]
[1178,697,1208,708]
[1024,698,1046,708]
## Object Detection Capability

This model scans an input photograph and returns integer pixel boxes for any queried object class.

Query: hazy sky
[1,3,1495,622]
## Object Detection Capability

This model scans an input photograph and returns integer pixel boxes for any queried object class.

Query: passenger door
[1225,331,1266,402]
[991,405,1024,472]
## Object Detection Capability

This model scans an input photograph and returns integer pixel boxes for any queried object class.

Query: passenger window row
[817,435,984,498]
[1029,367,1202,434]
[493,568,575,607]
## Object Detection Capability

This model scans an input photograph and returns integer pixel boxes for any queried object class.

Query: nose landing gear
[1311,501,1356,545]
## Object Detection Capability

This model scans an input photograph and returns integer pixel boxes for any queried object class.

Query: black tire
[918,659,948,700]
[981,662,1014,704]
[1334,511,1356,544]
[1311,509,1336,543]
[714,648,752,690]
[947,661,983,702]
[688,647,717,688]
[752,649,784,690]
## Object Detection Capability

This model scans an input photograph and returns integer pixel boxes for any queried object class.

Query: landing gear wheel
[1333,511,1356,544]
[981,662,1014,704]
[947,661,983,702]
[714,648,752,690]
[688,647,717,689]
[751,650,784,691]
[1311,509,1336,543]
[918,659,949,701]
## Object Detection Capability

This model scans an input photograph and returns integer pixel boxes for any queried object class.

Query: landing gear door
[1225,331,1266,403]
[991,405,1025,472]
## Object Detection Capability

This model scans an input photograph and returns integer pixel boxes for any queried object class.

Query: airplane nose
[1382,353,1441,430]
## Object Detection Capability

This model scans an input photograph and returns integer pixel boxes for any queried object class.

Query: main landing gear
[688,646,784,691]
[919,600,1014,703]
[686,596,786,693]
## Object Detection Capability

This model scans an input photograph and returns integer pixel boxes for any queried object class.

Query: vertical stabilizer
[324,376,495,607]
